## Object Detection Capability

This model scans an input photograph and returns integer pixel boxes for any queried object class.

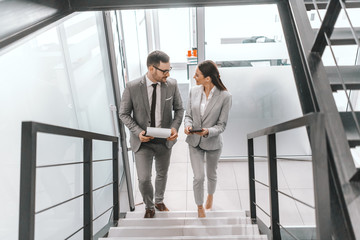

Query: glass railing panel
[37,133,83,166]
[93,140,113,161]
[93,184,113,235]
[34,197,83,240]
[93,160,113,190]
[93,209,112,237]
[35,164,83,213]
[93,184,113,219]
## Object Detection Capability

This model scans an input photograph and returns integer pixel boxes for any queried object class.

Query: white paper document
[145,127,171,138]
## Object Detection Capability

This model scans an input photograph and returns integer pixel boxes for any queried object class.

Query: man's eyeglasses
[153,65,172,74]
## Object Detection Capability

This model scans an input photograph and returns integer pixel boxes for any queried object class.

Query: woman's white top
[200,86,216,117]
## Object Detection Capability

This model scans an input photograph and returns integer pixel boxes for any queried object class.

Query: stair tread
[339,112,360,147]
[125,210,246,219]
[111,224,258,229]
[327,66,360,91]
[118,216,251,226]
[314,28,360,46]
[101,235,267,240]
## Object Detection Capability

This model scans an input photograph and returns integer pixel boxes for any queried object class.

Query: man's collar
[145,74,160,87]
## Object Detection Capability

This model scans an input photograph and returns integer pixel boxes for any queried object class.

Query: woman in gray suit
[184,60,232,218]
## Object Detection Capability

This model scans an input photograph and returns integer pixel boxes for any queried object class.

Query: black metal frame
[19,121,119,240]
[0,0,73,49]
[248,113,330,240]
[70,0,280,11]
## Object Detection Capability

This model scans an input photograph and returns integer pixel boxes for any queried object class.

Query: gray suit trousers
[135,142,172,209]
[189,145,221,206]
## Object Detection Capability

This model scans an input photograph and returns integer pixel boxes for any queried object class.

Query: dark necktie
[150,83,157,127]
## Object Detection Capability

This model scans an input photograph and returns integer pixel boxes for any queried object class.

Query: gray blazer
[184,85,232,150]
[119,75,184,152]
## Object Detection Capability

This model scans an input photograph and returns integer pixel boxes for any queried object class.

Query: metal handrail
[19,121,120,240]
[247,113,330,239]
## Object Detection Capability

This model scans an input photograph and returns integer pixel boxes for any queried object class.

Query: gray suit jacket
[119,75,184,152]
[184,86,232,150]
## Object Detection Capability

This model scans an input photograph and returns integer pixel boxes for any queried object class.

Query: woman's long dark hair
[198,60,227,91]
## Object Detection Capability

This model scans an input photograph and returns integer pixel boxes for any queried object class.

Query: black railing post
[268,133,280,240]
[248,138,256,223]
[84,138,93,240]
[19,122,37,240]
[113,141,119,221]
[310,114,331,239]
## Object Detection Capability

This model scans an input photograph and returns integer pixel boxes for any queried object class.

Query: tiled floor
[127,126,316,227]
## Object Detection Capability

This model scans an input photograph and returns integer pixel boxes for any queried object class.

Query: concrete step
[107,224,260,238]
[101,235,267,240]
[117,216,251,227]
[125,210,246,219]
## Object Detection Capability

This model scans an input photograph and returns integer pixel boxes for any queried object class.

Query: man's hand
[139,130,154,142]
[167,128,178,141]
[184,126,192,135]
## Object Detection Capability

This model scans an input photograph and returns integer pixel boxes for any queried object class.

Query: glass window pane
[158,8,192,63]
[63,12,116,136]
[121,10,148,80]
[205,5,288,65]
[0,26,76,240]
[203,5,310,158]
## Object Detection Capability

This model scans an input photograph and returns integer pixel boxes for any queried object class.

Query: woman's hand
[194,128,209,137]
[184,126,192,135]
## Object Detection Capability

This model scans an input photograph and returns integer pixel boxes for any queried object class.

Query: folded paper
[146,127,171,138]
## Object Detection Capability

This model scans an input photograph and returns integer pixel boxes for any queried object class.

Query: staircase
[303,0,360,173]
[100,210,267,240]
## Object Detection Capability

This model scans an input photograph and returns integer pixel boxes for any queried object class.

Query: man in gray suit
[119,50,184,218]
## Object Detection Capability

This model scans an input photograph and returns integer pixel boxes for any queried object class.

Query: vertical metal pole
[248,138,256,223]
[310,114,331,239]
[113,141,119,221]
[268,134,280,240]
[84,139,93,240]
[19,122,37,240]
[196,7,205,63]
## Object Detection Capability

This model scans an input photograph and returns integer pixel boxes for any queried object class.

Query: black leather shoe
[144,208,155,218]
[155,203,169,211]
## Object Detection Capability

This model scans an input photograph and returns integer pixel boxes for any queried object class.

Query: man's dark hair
[147,50,170,67]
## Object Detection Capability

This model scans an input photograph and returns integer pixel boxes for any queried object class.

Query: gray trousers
[134,142,172,209]
[189,145,222,206]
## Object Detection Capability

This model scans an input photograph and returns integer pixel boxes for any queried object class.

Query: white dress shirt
[200,86,216,117]
[146,75,162,128]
